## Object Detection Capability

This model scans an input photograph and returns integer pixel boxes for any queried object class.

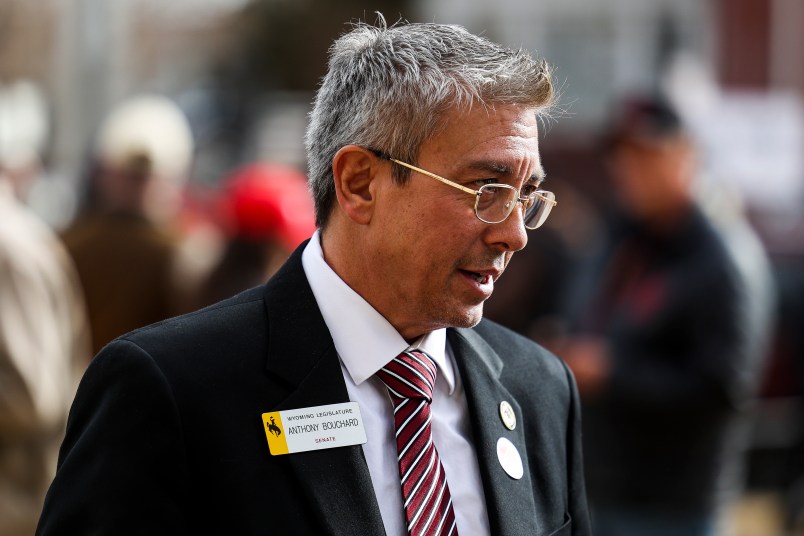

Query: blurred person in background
[0,80,90,535]
[558,96,773,536]
[61,95,196,355]
[196,161,316,307]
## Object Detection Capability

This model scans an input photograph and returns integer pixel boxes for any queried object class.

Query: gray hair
[305,18,555,228]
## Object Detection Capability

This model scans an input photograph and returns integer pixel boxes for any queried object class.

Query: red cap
[217,162,316,250]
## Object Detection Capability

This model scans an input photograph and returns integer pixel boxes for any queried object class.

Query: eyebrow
[465,160,546,186]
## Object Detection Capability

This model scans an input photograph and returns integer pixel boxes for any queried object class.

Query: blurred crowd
[0,76,802,535]
[0,83,316,534]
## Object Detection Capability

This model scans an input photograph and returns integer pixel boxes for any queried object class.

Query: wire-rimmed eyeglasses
[371,149,557,230]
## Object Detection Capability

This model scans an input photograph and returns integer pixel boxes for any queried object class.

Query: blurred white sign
[690,91,804,213]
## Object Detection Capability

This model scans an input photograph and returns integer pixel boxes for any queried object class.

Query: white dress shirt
[302,230,491,536]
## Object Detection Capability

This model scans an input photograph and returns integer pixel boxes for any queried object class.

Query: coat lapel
[260,245,386,536]
[449,327,540,535]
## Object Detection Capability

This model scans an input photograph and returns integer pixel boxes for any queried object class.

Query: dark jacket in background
[569,205,762,516]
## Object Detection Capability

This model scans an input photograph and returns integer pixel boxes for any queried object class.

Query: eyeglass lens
[476,186,512,223]
[523,191,555,229]
[476,186,554,230]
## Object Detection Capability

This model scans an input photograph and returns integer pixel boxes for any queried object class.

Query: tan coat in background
[0,182,90,536]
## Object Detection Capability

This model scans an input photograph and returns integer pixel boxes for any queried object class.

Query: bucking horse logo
[267,416,282,437]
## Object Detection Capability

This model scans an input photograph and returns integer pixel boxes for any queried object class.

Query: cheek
[386,189,430,233]
[385,193,477,275]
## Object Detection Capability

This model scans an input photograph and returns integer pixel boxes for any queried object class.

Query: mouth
[458,266,502,297]
[461,270,493,285]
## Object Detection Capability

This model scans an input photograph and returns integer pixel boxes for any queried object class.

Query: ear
[332,145,382,225]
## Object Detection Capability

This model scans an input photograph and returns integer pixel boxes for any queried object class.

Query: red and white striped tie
[376,350,459,536]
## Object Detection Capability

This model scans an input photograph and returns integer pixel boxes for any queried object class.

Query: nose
[484,202,528,252]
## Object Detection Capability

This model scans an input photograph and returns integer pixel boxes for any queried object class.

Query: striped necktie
[375,349,459,536]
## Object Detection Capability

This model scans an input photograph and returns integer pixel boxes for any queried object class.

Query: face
[366,104,543,340]
[610,137,692,221]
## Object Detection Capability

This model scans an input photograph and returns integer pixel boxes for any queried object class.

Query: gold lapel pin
[499,401,516,431]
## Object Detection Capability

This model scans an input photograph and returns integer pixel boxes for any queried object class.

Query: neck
[320,222,428,343]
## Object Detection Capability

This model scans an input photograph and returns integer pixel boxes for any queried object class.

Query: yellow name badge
[262,402,367,456]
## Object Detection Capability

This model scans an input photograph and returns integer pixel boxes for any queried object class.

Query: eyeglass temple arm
[370,147,556,206]
[535,192,558,207]
[393,158,557,208]
[389,159,480,196]
[368,147,479,196]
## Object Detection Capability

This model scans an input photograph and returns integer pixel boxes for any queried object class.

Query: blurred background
[0,0,801,534]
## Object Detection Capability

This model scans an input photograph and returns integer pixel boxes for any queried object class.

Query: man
[0,80,90,535]
[560,97,771,536]
[38,20,590,535]
[61,95,195,354]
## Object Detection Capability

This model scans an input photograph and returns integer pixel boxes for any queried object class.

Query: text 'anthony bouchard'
[286,419,360,435]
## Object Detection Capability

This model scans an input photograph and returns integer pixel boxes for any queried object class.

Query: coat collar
[449,327,542,535]
[260,242,387,536]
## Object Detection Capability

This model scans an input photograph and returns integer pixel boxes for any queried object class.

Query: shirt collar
[301,230,455,394]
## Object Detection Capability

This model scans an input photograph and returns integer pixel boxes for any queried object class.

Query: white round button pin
[499,401,516,430]
[496,437,524,480]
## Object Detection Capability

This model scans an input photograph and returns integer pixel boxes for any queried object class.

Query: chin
[445,305,484,329]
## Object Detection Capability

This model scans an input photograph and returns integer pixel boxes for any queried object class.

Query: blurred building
[1,0,799,229]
